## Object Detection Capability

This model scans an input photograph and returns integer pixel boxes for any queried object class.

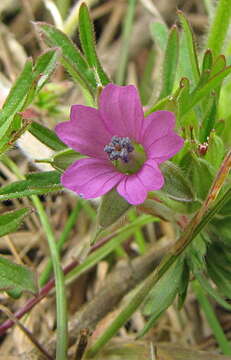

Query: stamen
[104,136,134,163]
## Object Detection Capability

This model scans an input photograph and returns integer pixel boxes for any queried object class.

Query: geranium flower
[55,84,184,205]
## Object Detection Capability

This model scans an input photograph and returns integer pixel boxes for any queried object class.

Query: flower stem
[192,280,231,356]
[206,0,231,57]
[39,200,82,286]
[32,196,68,360]
[2,155,68,360]
[116,0,137,85]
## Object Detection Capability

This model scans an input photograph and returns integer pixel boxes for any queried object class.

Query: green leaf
[35,22,97,94]
[150,22,168,51]
[51,148,86,171]
[197,50,213,89]
[138,259,183,338]
[160,161,194,202]
[0,256,37,295]
[191,156,215,199]
[29,121,66,151]
[181,66,231,116]
[204,132,225,170]
[79,3,110,86]
[159,25,179,98]
[218,197,231,216]
[97,189,131,230]
[211,217,231,245]
[201,49,213,73]
[177,261,190,309]
[0,59,33,127]
[0,208,29,237]
[186,234,208,273]
[33,48,60,93]
[210,55,226,78]
[0,60,33,148]
[200,94,217,142]
[206,243,231,298]
[0,171,62,200]
[207,260,231,298]
[177,10,200,87]
[177,77,190,117]
[195,273,231,311]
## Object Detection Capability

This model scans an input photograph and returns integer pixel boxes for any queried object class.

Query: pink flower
[55,84,184,205]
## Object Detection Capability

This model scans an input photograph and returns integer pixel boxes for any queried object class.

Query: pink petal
[55,105,111,159]
[147,133,184,163]
[61,158,124,199]
[117,160,164,205]
[99,84,144,142]
[141,111,176,150]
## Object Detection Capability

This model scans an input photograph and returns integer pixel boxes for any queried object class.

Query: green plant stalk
[32,196,68,360]
[116,0,137,85]
[192,280,231,355]
[86,150,231,357]
[2,156,68,360]
[39,200,82,286]
[207,0,231,58]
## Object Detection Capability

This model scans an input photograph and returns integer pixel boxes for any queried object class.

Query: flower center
[104,136,134,163]
[104,136,146,174]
